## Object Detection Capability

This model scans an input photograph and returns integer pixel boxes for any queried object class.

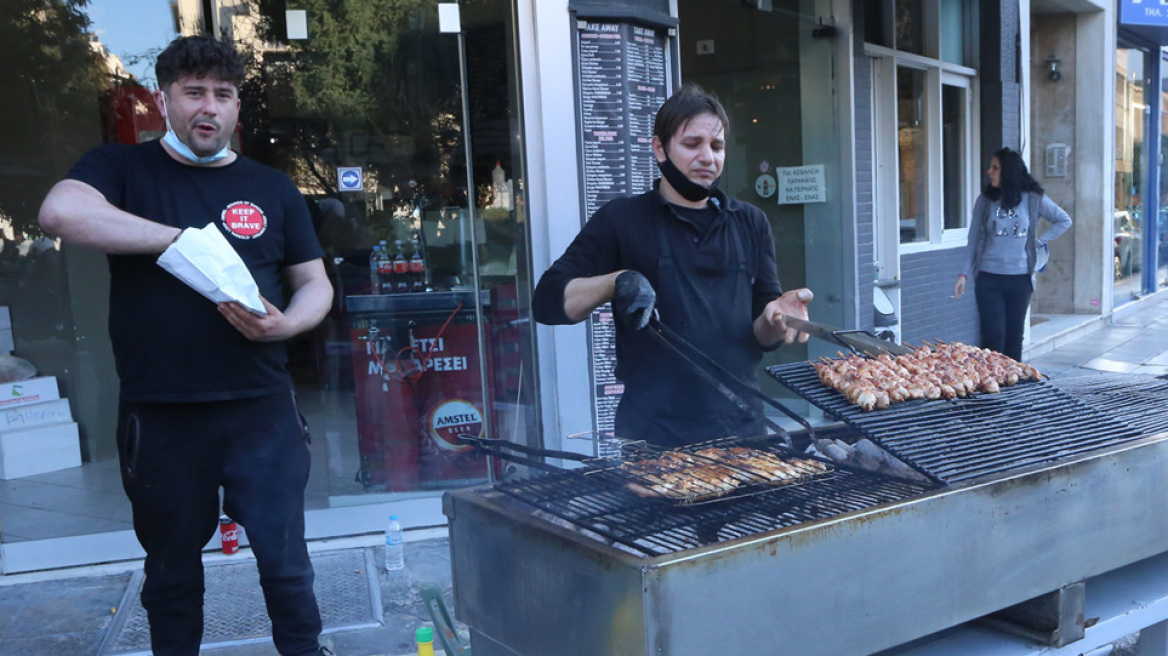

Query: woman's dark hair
[155,35,244,91]
[984,147,1043,208]
[653,83,730,149]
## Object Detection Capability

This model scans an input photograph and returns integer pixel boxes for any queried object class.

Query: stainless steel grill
[446,433,1168,656]
[447,363,1168,656]
[766,361,1144,483]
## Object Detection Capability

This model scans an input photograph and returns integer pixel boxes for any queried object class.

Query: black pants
[974,272,1033,361]
[117,391,322,656]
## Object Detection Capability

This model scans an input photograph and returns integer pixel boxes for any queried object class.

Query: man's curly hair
[155,35,244,90]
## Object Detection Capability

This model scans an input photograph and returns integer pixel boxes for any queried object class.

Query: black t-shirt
[66,141,324,402]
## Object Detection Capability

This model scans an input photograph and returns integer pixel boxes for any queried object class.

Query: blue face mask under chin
[159,93,231,165]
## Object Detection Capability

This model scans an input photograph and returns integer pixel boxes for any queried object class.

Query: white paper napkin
[156,223,267,316]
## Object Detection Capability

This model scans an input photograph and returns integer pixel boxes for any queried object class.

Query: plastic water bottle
[385,515,404,571]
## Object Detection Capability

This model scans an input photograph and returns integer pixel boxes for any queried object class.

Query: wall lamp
[1044,54,1062,82]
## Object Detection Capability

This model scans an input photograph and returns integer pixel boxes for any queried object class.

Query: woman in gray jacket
[954,147,1072,360]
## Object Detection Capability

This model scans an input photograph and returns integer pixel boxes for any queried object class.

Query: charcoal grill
[446,431,1168,656]
[766,361,1145,484]
[447,360,1168,656]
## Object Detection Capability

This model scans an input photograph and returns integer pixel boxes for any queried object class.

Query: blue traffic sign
[337,167,363,192]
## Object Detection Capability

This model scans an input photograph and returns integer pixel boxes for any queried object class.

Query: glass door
[675,0,843,380]
[0,0,536,570]
[1115,47,1148,303]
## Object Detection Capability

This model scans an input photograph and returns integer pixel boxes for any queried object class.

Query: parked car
[1115,210,1142,280]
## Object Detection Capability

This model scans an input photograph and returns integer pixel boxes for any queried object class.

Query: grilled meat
[812,341,1042,411]
[623,446,830,501]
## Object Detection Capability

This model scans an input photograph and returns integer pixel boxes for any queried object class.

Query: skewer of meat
[811,341,1041,411]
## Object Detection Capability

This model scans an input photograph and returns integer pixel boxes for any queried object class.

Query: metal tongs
[456,434,603,472]
[781,314,913,358]
[643,314,815,446]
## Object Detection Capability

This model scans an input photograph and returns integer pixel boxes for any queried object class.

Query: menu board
[576,21,669,454]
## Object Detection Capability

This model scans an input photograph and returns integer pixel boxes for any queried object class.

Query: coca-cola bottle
[409,239,426,293]
[378,240,394,294]
[369,245,382,294]
[393,240,409,294]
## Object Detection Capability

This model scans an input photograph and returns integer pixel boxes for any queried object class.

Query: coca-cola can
[219,515,239,554]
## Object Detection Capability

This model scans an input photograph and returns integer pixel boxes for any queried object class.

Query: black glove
[612,270,656,331]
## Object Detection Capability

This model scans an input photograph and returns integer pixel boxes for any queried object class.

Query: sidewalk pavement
[0,529,464,656]
[3,291,1168,656]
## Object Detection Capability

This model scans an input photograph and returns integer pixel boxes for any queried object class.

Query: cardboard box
[0,421,82,480]
[0,398,72,432]
[0,377,60,410]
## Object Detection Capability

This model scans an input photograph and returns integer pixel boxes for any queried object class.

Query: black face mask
[657,152,719,202]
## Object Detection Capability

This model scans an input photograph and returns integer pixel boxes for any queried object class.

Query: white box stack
[0,377,82,479]
[0,376,60,409]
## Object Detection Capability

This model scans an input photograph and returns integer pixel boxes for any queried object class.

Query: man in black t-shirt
[533,84,814,447]
[39,36,332,656]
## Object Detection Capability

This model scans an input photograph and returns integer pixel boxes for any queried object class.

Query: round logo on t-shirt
[221,201,268,239]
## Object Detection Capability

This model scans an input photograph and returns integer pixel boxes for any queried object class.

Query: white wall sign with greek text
[777,165,826,205]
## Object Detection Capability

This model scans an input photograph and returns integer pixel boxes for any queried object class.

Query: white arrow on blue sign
[337,166,363,192]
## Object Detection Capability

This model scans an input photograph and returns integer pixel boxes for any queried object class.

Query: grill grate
[767,362,1145,484]
[493,436,933,557]
[1053,373,1168,438]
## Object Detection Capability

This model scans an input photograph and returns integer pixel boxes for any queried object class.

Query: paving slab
[0,573,130,656]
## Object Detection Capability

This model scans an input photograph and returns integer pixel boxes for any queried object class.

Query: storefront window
[867,0,976,251]
[1115,48,1147,301]
[895,0,925,56]
[677,0,842,397]
[939,0,966,65]
[898,66,929,244]
[942,83,967,231]
[0,0,535,553]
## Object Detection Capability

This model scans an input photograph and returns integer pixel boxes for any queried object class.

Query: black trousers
[974,271,1033,361]
[117,391,322,656]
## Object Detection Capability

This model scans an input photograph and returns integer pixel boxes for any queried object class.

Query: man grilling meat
[533,84,813,448]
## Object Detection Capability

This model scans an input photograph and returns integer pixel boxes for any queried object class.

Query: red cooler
[348,291,495,491]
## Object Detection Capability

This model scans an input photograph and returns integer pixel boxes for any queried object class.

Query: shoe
[318,648,335,656]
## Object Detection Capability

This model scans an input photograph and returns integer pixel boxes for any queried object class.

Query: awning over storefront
[1120,0,1168,46]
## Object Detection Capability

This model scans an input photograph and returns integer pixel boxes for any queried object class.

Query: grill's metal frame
[446,433,1168,656]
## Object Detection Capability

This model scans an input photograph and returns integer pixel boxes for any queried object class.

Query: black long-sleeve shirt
[532,183,785,445]
[533,185,783,325]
